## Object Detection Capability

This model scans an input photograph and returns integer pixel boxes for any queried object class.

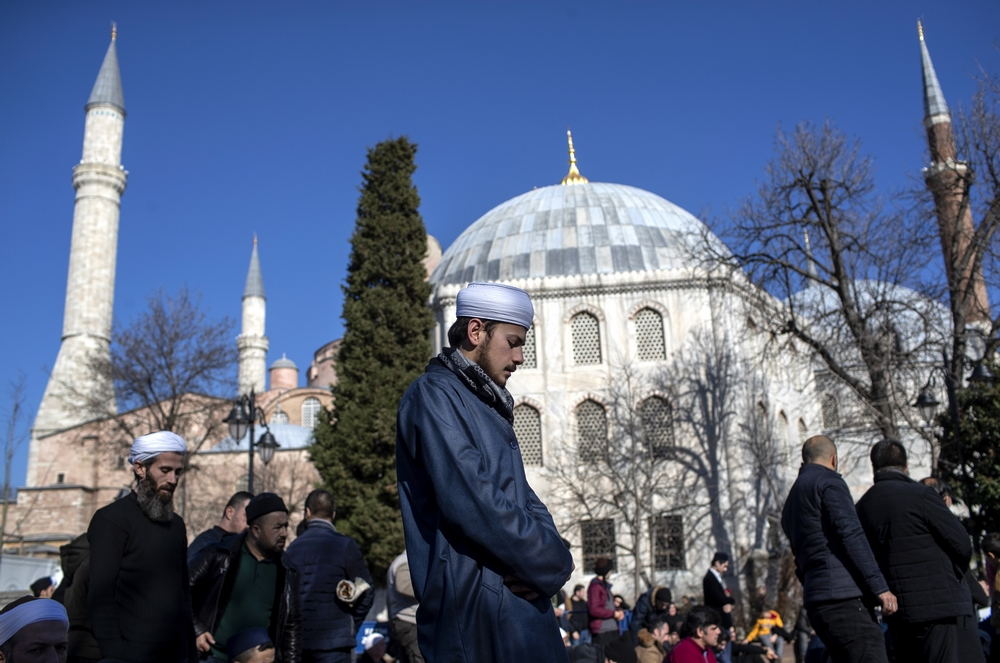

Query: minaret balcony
[72,162,127,195]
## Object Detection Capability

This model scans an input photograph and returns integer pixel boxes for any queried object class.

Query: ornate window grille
[581,519,616,573]
[821,393,840,429]
[270,404,289,425]
[571,312,602,365]
[641,396,674,459]
[651,514,685,570]
[513,404,542,467]
[577,399,607,462]
[302,397,322,429]
[635,308,666,361]
[522,326,537,369]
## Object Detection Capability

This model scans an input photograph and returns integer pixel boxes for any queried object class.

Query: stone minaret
[29,29,128,486]
[238,237,268,395]
[919,22,989,322]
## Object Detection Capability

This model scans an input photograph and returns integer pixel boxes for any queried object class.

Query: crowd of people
[2,282,997,663]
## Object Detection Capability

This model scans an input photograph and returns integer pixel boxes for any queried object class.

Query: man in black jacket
[781,436,896,663]
[189,493,301,663]
[285,489,373,663]
[856,440,976,663]
[188,490,253,562]
[87,431,197,663]
[703,553,735,633]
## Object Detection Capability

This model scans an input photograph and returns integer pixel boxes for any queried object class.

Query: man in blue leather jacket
[396,282,574,663]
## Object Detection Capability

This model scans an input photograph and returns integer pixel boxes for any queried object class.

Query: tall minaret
[29,27,128,486]
[919,22,989,322]
[238,237,268,395]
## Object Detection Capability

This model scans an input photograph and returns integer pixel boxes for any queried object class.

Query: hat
[654,587,672,605]
[29,577,53,597]
[245,493,288,524]
[593,556,614,577]
[603,633,638,663]
[361,632,386,651]
[226,626,272,661]
[711,551,729,565]
[455,282,534,330]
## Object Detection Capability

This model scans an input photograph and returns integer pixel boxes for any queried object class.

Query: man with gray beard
[88,431,197,663]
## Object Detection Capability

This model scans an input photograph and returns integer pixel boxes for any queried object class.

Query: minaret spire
[919,21,990,323]
[238,237,269,395]
[804,229,818,281]
[918,20,949,132]
[30,31,129,485]
[561,130,589,185]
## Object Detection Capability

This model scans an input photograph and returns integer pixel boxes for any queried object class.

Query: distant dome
[430,182,714,285]
[270,354,297,370]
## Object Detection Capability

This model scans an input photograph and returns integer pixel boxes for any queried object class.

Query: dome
[270,354,297,370]
[430,182,714,286]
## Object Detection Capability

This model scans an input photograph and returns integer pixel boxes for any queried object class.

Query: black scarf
[437,347,514,424]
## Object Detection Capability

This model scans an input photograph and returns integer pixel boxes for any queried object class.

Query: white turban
[128,431,187,466]
[0,599,68,646]
[455,282,534,330]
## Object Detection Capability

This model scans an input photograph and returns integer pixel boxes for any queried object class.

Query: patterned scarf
[437,347,515,424]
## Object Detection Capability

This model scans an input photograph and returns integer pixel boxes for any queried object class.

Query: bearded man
[87,431,197,663]
[397,282,574,663]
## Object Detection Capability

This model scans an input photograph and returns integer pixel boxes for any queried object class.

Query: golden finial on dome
[917,20,924,41]
[111,22,117,42]
[561,129,589,185]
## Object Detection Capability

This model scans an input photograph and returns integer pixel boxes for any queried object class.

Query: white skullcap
[128,431,187,466]
[0,599,68,646]
[361,632,386,650]
[455,282,534,330]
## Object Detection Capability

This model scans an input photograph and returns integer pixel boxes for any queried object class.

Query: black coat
[188,532,302,663]
[629,585,671,638]
[284,519,374,651]
[855,470,972,622]
[703,570,734,628]
[781,463,888,605]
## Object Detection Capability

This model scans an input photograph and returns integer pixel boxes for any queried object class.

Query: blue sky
[1,1,998,487]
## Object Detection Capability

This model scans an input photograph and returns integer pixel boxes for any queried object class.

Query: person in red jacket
[669,606,721,663]
[588,557,624,647]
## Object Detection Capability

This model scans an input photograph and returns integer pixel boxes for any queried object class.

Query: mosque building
[8,23,977,605]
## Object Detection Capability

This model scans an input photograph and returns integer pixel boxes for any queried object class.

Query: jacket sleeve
[87,511,128,659]
[629,593,650,637]
[822,480,889,597]
[283,569,302,663]
[746,619,763,641]
[400,382,573,597]
[187,547,218,636]
[967,570,990,608]
[921,489,972,568]
[346,539,374,633]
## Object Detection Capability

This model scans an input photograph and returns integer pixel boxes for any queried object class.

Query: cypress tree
[311,137,433,580]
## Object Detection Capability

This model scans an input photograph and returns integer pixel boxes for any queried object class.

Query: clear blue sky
[1,1,998,487]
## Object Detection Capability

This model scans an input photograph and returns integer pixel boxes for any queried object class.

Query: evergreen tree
[938,376,1000,540]
[311,137,433,580]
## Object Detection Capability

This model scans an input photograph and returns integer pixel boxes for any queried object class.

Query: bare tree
[75,288,238,515]
[2,373,30,541]
[704,122,942,441]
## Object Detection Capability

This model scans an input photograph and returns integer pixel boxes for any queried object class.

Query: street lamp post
[224,388,281,494]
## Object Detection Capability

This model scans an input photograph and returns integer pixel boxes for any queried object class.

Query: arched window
[571,312,602,365]
[778,411,789,444]
[522,326,537,369]
[635,308,666,361]
[513,404,542,466]
[270,403,289,425]
[576,400,607,462]
[641,396,674,459]
[798,418,808,443]
[302,397,322,429]
[821,393,840,429]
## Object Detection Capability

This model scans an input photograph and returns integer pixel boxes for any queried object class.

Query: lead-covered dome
[430,182,713,286]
